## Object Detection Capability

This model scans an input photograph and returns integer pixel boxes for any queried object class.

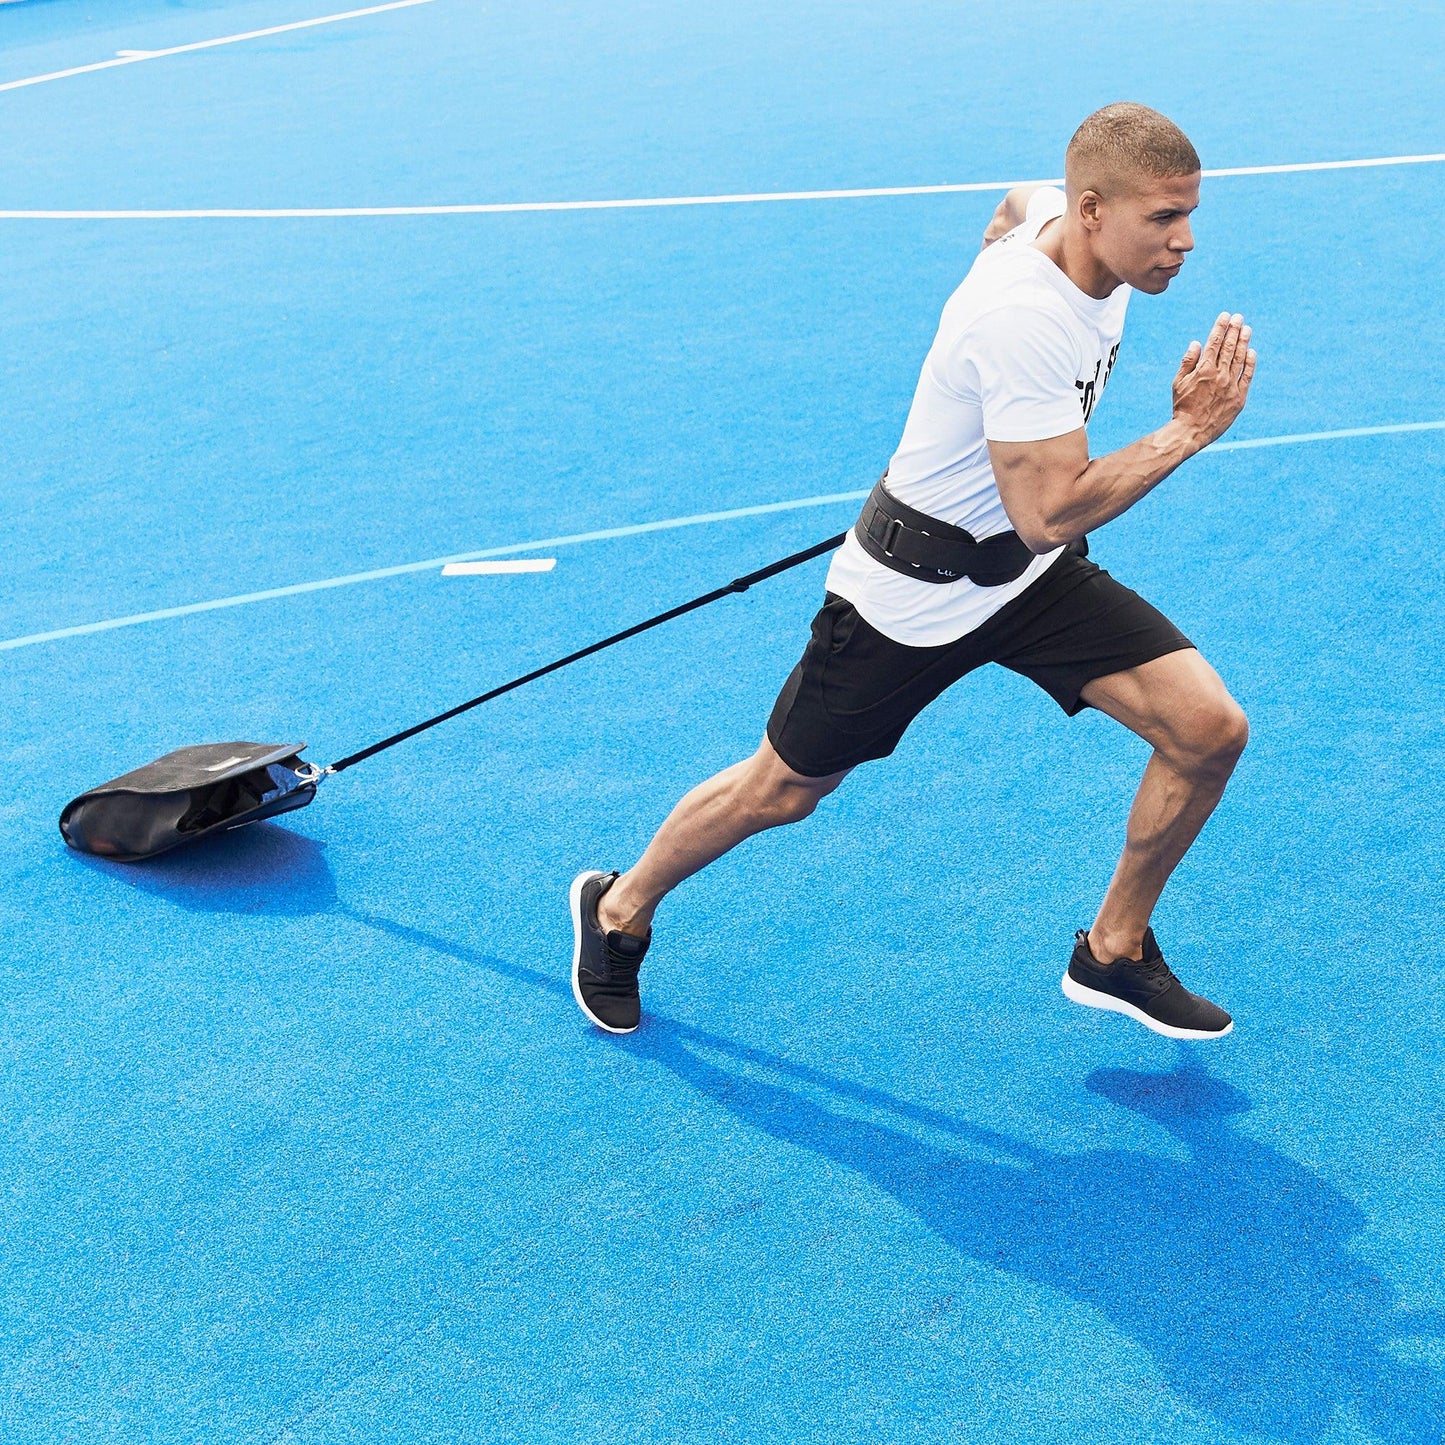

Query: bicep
[987,430,1089,549]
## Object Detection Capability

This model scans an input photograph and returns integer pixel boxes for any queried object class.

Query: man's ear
[1077,190,1104,232]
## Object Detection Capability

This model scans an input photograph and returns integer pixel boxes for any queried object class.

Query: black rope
[326,531,847,774]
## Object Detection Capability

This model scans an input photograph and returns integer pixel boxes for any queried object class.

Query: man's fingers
[1176,340,1202,379]
[1238,347,1258,391]
[1225,320,1252,374]
[1201,312,1231,365]
[1216,314,1245,371]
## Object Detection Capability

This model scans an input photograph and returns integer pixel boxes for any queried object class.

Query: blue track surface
[2,2,1443,1441]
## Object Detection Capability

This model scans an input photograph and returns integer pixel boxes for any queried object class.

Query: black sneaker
[570,870,650,1034]
[1061,928,1232,1040]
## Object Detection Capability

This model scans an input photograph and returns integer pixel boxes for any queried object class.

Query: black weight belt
[854,475,1037,587]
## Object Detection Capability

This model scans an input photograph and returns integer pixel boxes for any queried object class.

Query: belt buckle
[881,517,902,557]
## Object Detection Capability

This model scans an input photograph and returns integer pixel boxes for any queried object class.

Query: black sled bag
[59,742,320,862]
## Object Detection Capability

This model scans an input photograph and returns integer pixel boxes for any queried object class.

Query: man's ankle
[598,879,651,939]
[1087,926,1145,964]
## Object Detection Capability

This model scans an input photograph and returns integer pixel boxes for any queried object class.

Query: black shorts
[766,544,1193,778]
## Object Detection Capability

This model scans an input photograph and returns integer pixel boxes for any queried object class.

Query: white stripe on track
[2,420,1441,655]
[1200,154,1445,178]
[1211,419,1445,451]
[0,181,1040,220]
[2,154,1445,220]
[0,0,438,95]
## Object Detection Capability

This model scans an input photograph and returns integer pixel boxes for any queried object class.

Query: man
[570,102,1257,1041]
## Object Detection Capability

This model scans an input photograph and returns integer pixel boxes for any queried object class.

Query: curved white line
[2,420,1441,654]
[1202,154,1445,177]
[0,180,1048,220]
[2,153,1441,220]
[0,0,438,95]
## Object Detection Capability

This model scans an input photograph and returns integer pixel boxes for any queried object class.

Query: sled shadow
[75,822,336,916]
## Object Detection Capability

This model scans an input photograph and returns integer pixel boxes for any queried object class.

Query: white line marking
[1201,155,1445,178]
[441,558,557,576]
[2,153,1443,220]
[0,491,871,652]
[1,419,1441,653]
[1211,419,1445,451]
[0,0,438,94]
[0,182,1048,221]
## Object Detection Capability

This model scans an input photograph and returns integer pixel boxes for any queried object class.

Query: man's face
[1091,171,1200,294]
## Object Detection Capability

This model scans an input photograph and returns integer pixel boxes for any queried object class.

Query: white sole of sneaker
[570,869,638,1035]
[1060,972,1233,1041]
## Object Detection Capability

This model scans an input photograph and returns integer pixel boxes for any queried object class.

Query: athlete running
[571,102,1258,1041]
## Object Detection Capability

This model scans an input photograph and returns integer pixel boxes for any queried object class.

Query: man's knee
[748,770,839,825]
[765,780,826,824]
[742,743,847,825]
[1170,694,1249,777]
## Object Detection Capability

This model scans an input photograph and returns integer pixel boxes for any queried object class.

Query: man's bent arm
[989,422,1198,551]
[990,312,1258,552]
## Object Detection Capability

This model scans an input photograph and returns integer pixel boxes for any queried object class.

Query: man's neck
[1032,217,1123,301]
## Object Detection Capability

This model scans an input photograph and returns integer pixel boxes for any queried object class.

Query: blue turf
[2,3,1443,1442]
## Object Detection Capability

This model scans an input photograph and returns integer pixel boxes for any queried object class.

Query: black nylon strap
[854,477,1036,587]
[326,531,847,774]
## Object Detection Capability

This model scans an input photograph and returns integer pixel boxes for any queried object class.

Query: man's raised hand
[1171,312,1258,452]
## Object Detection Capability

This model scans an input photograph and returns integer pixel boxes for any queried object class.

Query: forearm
[994,315,1258,552]
[1036,419,1200,546]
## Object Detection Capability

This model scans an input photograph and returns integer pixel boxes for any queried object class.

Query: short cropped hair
[1065,103,1200,193]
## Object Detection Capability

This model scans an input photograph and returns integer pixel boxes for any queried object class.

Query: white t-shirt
[825,187,1131,646]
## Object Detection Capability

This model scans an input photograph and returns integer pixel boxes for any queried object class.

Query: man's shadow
[356,913,1445,1445]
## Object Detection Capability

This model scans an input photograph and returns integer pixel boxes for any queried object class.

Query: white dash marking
[441,558,557,576]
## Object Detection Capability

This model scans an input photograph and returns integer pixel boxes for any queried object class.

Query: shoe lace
[604,942,644,983]
[1132,953,1175,988]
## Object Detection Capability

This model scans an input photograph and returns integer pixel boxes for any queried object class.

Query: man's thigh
[987,552,1194,718]
[765,593,986,777]
[1080,648,1245,757]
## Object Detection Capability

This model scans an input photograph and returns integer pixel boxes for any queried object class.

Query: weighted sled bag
[58,742,321,862]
